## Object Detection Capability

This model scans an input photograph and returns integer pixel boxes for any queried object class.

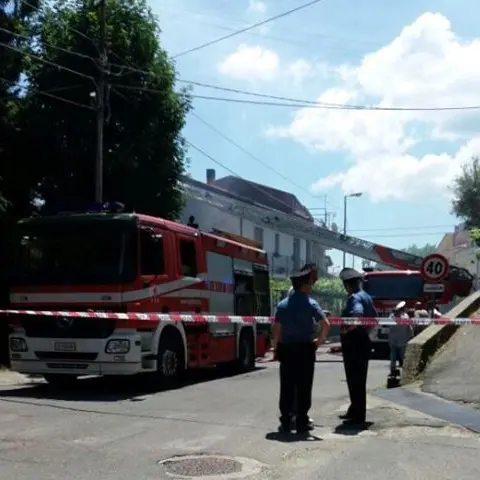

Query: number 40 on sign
[421,253,449,283]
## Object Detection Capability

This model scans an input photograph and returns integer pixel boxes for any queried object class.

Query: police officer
[273,265,330,434]
[338,267,377,425]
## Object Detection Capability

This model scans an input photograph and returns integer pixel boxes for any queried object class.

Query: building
[180,169,332,278]
[437,225,479,280]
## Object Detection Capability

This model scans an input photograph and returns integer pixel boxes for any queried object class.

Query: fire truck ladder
[182,179,472,282]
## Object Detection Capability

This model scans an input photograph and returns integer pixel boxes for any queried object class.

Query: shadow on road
[333,420,374,436]
[0,365,267,402]
[265,431,323,443]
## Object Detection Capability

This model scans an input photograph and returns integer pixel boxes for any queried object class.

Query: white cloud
[287,59,313,85]
[248,0,267,14]
[267,12,480,201]
[218,44,279,82]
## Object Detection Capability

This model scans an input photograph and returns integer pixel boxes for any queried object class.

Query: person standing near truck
[388,301,413,376]
[338,267,377,425]
[272,265,329,434]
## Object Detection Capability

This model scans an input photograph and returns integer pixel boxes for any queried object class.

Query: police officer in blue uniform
[272,265,330,434]
[338,267,377,425]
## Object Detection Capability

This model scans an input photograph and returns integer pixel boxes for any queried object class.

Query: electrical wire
[0,27,97,64]
[159,4,379,53]
[0,41,94,82]
[112,77,480,112]
[1,76,94,110]
[190,111,322,200]
[171,0,325,58]
[185,140,318,219]
[189,93,480,112]
[348,224,456,233]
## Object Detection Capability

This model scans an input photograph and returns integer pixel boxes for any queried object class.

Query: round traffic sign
[420,253,449,283]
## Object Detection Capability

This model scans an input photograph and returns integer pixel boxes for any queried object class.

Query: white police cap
[394,300,406,311]
[339,267,364,281]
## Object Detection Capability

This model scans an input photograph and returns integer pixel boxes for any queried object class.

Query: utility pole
[94,0,107,204]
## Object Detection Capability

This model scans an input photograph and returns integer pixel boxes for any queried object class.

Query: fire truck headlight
[10,337,28,352]
[105,339,130,354]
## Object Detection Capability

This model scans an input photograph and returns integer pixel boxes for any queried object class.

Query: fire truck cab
[362,267,472,353]
[6,209,272,386]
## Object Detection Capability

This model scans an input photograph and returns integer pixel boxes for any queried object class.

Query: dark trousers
[340,328,370,421]
[278,342,316,427]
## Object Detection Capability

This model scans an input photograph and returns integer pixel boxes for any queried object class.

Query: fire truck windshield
[363,274,424,300]
[11,219,137,285]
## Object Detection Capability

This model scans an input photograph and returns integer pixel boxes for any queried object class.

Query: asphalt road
[0,350,479,479]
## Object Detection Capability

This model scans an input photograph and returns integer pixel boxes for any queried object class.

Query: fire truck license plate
[54,342,76,352]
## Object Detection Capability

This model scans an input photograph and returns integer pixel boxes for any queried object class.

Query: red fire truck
[362,267,473,352]
[6,209,272,386]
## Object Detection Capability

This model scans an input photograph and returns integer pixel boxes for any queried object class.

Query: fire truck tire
[156,328,186,386]
[43,374,78,387]
[236,329,255,372]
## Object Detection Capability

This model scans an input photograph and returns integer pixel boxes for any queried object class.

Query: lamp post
[343,192,363,269]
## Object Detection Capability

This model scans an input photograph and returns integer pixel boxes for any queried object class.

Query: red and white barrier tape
[1,309,480,325]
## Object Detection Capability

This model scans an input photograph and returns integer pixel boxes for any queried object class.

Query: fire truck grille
[35,352,98,361]
[21,315,116,339]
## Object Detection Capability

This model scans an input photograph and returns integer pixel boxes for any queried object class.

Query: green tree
[452,156,480,228]
[21,0,190,217]
[0,0,40,219]
[402,243,436,257]
[271,277,346,314]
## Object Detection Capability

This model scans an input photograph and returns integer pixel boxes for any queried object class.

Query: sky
[147,0,479,267]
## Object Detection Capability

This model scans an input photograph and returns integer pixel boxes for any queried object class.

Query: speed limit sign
[420,253,449,283]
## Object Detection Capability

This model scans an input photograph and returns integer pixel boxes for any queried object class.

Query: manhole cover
[158,454,265,479]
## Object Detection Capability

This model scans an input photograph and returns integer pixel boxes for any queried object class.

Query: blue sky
[147,0,480,267]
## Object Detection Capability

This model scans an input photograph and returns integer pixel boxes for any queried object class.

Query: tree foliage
[452,156,480,228]
[402,243,436,257]
[1,0,190,223]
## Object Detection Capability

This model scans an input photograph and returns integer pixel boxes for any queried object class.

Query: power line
[190,111,324,201]
[349,224,456,233]
[362,232,448,239]
[189,93,480,112]
[0,41,94,82]
[0,27,96,64]
[171,0,325,59]
[185,140,319,218]
[1,76,94,110]
[160,5,379,54]
[114,80,480,112]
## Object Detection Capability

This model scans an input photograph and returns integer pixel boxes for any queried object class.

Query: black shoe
[278,423,292,434]
[292,416,315,428]
[296,426,311,434]
[342,417,366,426]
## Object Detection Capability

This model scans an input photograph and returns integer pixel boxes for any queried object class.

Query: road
[0,350,479,479]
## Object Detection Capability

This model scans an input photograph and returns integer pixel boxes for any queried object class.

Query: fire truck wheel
[43,374,78,387]
[156,329,186,385]
[236,329,255,372]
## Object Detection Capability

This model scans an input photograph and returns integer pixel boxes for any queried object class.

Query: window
[274,233,280,255]
[292,237,300,270]
[254,226,264,246]
[306,240,312,263]
[12,221,136,285]
[180,240,197,277]
[140,229,164,275]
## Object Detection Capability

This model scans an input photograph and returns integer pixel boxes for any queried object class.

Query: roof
[212,176,313,222]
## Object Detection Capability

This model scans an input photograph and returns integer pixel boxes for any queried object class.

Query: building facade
[180,170,331,279]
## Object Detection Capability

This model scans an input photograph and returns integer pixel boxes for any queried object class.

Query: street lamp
[343,192,363,268]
